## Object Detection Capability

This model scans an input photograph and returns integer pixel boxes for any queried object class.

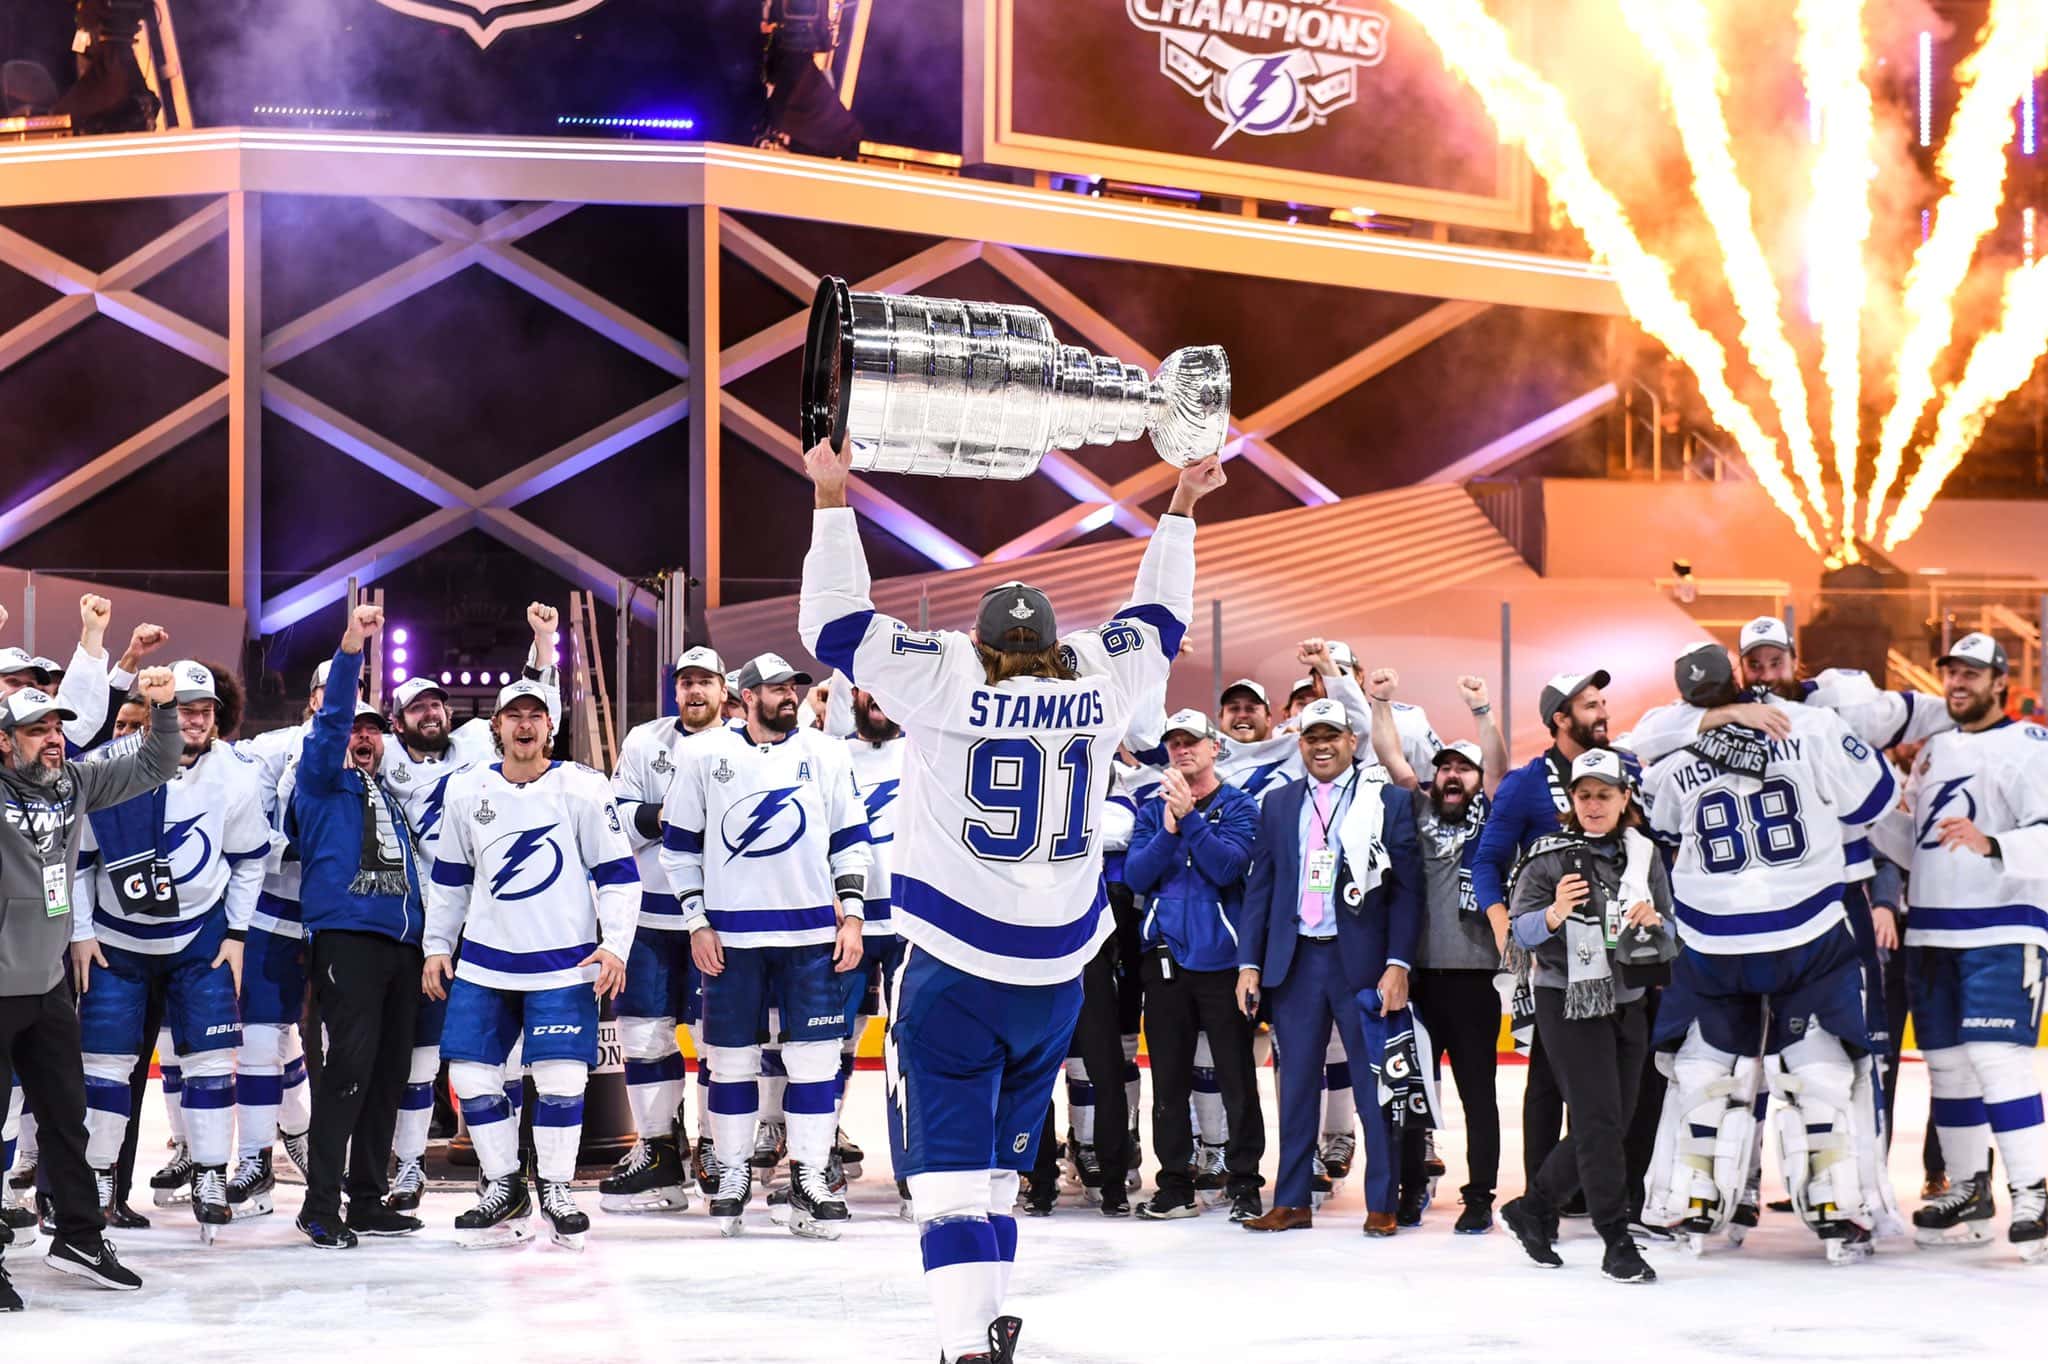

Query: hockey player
[72,660,273,1242]
[799,438,1225,1364]
[843,682,908,1209]
[1868,633,2048,1262]
[600,644,728,1215]
[381,602,562,1209]
[1640,643,1898,1263]
[658,652,871,1240]
[423,680,638,1251]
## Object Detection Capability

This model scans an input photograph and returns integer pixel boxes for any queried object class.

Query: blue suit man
[1237,700,1423,1232]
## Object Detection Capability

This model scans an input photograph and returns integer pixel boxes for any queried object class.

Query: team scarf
[348,769,415,899]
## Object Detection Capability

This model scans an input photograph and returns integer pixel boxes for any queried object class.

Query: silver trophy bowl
[801,277,1230,479]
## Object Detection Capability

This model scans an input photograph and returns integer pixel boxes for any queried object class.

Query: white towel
[1336,772,1392,900]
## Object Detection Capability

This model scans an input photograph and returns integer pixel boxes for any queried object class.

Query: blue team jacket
[1123,781,1259,973]
[289,647,424,944]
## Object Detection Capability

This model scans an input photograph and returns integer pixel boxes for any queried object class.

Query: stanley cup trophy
[800,276,1231,479]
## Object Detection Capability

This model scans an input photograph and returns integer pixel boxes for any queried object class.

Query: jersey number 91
[962,736,1096,863]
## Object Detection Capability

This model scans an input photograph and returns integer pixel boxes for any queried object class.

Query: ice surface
[5,1055,2043,1362]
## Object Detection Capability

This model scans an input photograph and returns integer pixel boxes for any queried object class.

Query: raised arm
[71,666,182,812]
[57,593,113,747]
[1368,694,1419,790]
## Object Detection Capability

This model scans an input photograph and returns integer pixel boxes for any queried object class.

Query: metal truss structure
[0,130,1623,637]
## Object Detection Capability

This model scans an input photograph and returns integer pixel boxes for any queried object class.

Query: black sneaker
[1602,1233,1657,1284]
[0,1260,18,1312]
[1397,1181,1430,1227]
[44,1235,142,1290]
[346,1202,424,1237]
[1098,1185,1131,1218]
[1135,1188,1198,1220]
[1499,1197,1563,1268]
[1454,1199,1494,1235]
[296,1212,359,1249]
[1019,1175,1057,1217]
[1227,1187,1263,1224]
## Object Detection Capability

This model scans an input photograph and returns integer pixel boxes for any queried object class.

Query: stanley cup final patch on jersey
[372,0,612,50]
[1125,0,1390,148]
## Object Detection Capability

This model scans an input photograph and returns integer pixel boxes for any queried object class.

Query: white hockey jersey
[797,505,1190,986]
[76,743,274,955]
[1876,718,2048,951]
[658,724,870,950]
[848,732,906,937]
[424,760,640,992]
[612,715,725,929]
[1628,673,1949,883]
[1217,679,1439,804]
[1642,697,1896,956]
[378,719,501,878]
[237,722,309,933]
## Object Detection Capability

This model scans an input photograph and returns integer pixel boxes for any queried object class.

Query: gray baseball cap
[0,687,78,731]
[171,660,219,705]
[1570,748,1628,788]
[1433,739,1485,771]
[1538,670,1611,727]
[1674,643,1736,707]
[1296,698,1353,735]
[1937,632,2008,674]
[733,652,814,692]
[977,582,1056,654]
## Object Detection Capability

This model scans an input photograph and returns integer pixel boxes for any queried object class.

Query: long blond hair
[976,638,1075,685]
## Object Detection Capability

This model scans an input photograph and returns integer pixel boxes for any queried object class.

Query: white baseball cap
[172,660,219,705]
[1570,748,1628,788]
[493,678,553,715]
[1219,678,1268,707]
[0,647,39,678]
[351,698,392,731]
[1288,675,1318,699]
[675,645,727,678]
[1162,707,1222,742]
[1296,698,1353,734]
[1433,739,1485,771]
[312,658,333,691]
[1937,631,2009,674]
[1329,641,1358,672]
[29,656,62,677]
[0,687,78,730]
[392,676,448,711]
[1740,616,1793,656]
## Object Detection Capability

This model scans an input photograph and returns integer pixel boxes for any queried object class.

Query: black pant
[1528,988,1646,1239]
[1108,882,1145,1040]
[304,931,421,1221]
[1069,934,1130,1187]
[0,985,104,1245]
[114,977,168,1201]
[1404,969,1502,1204]
[1621,985,1665,1221]
[1522,1023,1565,1186]
[1142,954,1263,1193]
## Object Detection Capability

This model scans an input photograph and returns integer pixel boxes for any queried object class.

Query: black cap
[1674,642,1736,706]
[977,582,1057,654]
[734,652,815,693]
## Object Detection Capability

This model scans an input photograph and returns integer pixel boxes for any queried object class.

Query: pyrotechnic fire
[1881,258,2048,549]
[1620,0,1831,527]
[1795,0,1875,544]
[1861,0,2048,540]
[1383,0,1822,553]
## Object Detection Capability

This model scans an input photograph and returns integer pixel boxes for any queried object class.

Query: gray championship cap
[733,652,815,693]
[976,582,1056,654]
[1219,678,1268,708]
[172,660,220,705]
[1162,707,1222,742]
[1537,669,1611,728]
[1739,616,1793,656]
[391,676,448,711]
[1674,642,1736,707]
[352,698,392,731]
[493,678,553,715]
[675,645,727,678]
[1296,698,1353,734]
[1570,748,1628,788]
[1432,739,1486,771]
[0,647,41,679]
[0,687,79,731]
[1936,631,2009,674]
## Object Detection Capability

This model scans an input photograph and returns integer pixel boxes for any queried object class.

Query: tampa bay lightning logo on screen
[372,0,613,51]
[721,787,809,862]
[1125,0,1389,148]
[166,814,213,885]
[486,826,567,900]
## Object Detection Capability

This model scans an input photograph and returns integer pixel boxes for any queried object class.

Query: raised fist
[1297,638,1336,676]
[527,602,559,639]
[1368,667,1398,702]
[1169,454,1228,514]
[80,593,112,639]
[123,623,170,669]
[135,666,176,704]
[1457,675,1490,712]
[353,604,385,636]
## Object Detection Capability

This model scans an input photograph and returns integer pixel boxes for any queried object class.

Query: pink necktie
[1301,780,1334,931]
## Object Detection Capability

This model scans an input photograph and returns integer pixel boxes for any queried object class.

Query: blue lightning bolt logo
[1916,777,1977,849]
[1213,53,1294,149]
[490,826,565,900]
[164,814,212,885]
[862,780,900,845]
[723,786,808,862]
[417,774,453,846]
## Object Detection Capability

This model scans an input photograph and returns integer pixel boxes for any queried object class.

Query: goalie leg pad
[1773,1031,1868,1236]
[1645,1027,1753,1232]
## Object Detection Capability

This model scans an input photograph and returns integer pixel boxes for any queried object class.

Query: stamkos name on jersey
[967,688,1108,731]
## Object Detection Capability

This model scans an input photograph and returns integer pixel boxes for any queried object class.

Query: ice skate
[785,1160,849,1240]
[537,1177,589,1251]
[191,1165,230,1245]
[280,1128,310,1180]
[388,1157,427,1213]
[1319,1130,1356,1181]
[2008,1179,2045,1264]
[455,1172,534,1249]
[149,1140,193,1207]
[599,1138,690,1214]
[832,1128,864,1181]
[1913,1170,1995,1249]
[226,1150,275,1219]
[710,1158,752,1237]
[750,1119,788,1180]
